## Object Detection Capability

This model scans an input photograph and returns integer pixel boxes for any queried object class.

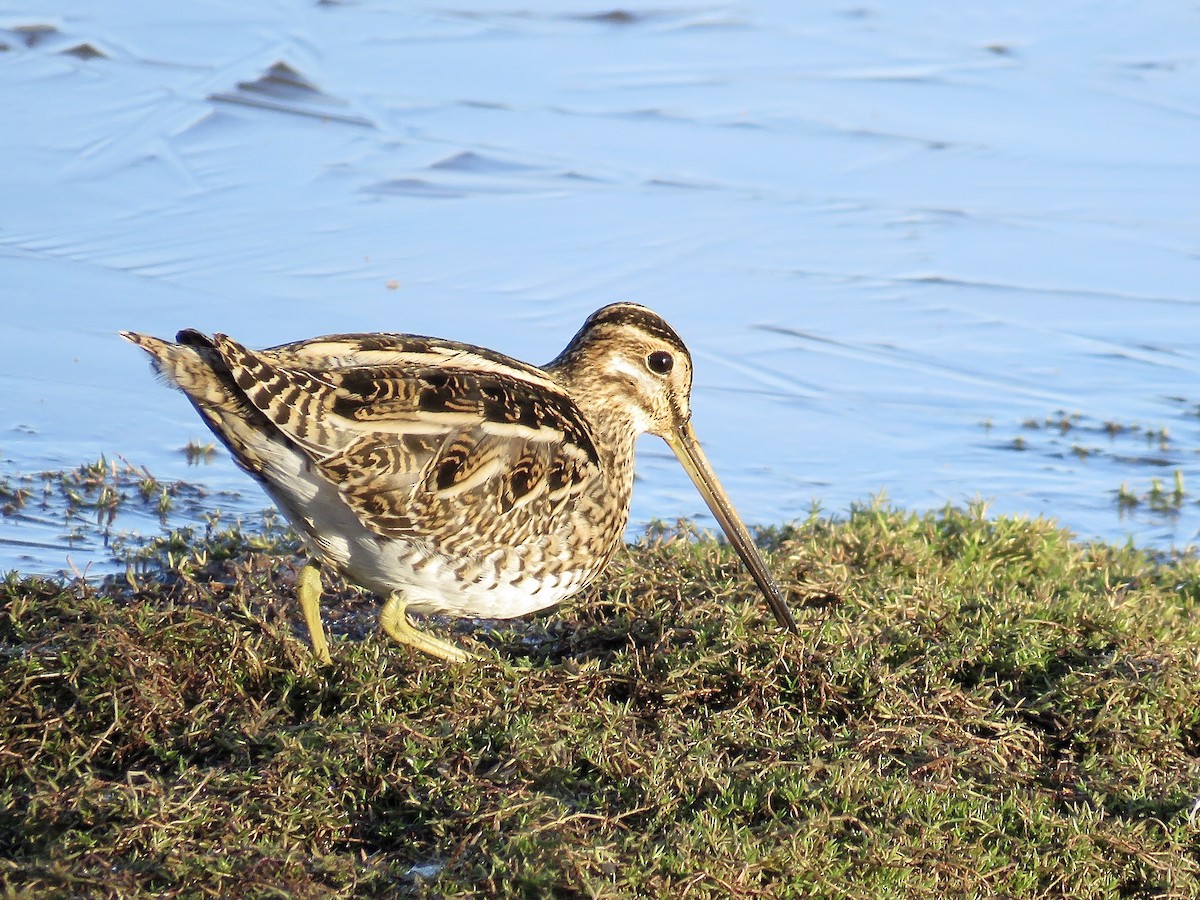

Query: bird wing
[208,333,601,540]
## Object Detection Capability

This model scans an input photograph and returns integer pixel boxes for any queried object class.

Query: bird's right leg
[296,561,333,665]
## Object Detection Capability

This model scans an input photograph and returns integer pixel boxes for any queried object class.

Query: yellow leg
[379,594,477,663]
[297,562,332,665]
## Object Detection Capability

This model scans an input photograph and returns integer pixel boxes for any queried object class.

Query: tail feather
[121,329,290,474]
[121,331,227,402]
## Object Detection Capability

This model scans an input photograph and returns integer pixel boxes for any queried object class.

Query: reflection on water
[2,2,1199,575]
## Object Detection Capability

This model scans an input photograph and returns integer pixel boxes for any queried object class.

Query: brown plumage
[122,303,796,662]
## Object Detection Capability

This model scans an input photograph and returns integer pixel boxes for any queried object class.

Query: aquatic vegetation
[1118,470,1189,515]
[996,409,1200,527]
[0,458,259,580]
[182,440,218,465]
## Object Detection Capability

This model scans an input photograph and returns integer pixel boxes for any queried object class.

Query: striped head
[550,302,695,440]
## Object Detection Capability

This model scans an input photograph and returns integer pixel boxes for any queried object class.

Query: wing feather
[207,332,600,540]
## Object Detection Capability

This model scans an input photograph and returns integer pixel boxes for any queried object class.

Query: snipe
[122,303,796,662]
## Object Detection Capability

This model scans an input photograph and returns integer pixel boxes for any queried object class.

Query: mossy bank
[2,504,1199,898]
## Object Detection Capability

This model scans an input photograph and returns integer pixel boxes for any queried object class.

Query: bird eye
[646,350,674,375]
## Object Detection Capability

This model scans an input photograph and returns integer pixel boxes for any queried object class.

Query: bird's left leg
[296,561,333,665]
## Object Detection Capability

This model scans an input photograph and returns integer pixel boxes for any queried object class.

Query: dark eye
[646,350,674,375]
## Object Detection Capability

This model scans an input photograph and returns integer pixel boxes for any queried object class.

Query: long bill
[663,421,798,633]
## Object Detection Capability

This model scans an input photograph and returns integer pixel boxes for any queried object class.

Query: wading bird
[123,303,796,662]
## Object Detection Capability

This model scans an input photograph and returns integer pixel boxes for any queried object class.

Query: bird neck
[546,354,643,486]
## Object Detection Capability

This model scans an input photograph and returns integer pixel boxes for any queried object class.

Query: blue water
[3,2,1200,576]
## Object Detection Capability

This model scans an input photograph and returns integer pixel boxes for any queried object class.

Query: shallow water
[3,2,1200,576]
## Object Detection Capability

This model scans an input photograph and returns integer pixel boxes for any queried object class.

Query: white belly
[254,446,592,619]
[313,528,590,619]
